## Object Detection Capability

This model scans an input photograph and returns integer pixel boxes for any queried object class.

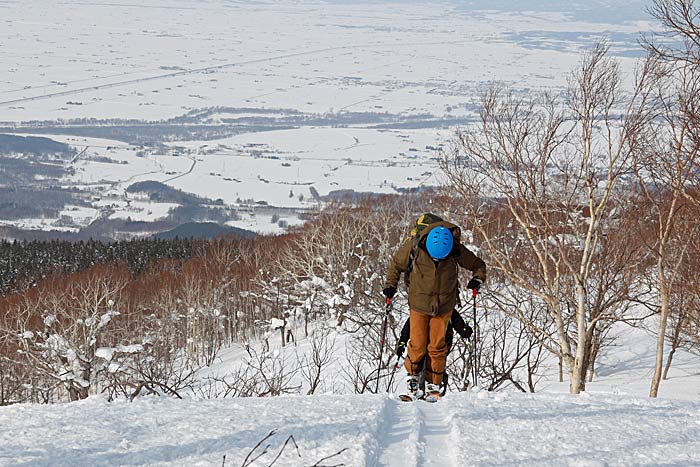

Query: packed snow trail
[374,399,420,467]
[413,401,459,466]
[375,398,458,467]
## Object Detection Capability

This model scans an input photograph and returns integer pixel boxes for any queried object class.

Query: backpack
[405,213,444,283]
[409,213,444,239]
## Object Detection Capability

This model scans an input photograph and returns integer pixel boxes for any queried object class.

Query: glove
[383,287,396,299]
[462,324,473,340]
[466,278,482,292]
[395,341,406,358]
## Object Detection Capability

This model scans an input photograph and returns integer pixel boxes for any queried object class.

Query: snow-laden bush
[8,266,128,401]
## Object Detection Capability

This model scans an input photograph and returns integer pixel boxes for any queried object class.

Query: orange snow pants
[404,308,452,385]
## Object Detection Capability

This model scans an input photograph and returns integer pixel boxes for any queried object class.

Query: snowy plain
[0,1,650,122]
[0,0,660,234]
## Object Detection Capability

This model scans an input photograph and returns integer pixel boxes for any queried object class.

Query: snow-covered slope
[529,321,700,401]
[2,391,700,467]
[2,317,699,466]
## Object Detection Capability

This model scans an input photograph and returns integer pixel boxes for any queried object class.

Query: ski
[398,393,439,402]
[398,392,424,402]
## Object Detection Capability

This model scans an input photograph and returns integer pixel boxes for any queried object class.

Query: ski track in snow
[3,325,700,466]
[375,398,456,467]
[415,401,456,467]
[374,399,419,467]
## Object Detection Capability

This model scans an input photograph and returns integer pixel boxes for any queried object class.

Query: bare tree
[0,356,31,405]
[643,0,700,198]
[243,346,301,397]
[441,44,660,394]
[658,208,700,380]
[472,286,549,392]
[642,0,700,66]
[299,324,336,395]
[630,54,699,397]
[10,266,129,401]
[342,341,380,395]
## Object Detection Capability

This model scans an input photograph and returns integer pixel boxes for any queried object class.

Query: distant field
[0,0,656,236]
[0,1,650,123]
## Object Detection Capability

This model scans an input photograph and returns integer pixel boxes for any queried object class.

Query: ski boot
[425,383,441,403]
[399,375,423,402]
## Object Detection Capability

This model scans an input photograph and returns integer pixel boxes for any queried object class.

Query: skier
[395,308,473,397]
[383,217,485,401]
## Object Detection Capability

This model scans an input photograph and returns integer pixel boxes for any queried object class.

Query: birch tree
[441,44,659,394]
[636,14,700,394]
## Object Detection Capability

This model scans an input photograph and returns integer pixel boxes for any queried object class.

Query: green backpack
[405,213,443,281]
[409,213,444,239]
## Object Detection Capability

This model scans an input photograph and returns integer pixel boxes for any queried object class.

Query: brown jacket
[385,221,486,316]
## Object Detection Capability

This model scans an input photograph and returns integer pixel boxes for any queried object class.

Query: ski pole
[471,288,478,389]
[376,297,392,393]
[387,355,403,391]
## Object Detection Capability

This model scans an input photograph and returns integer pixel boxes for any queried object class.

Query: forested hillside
[1,185,699,405]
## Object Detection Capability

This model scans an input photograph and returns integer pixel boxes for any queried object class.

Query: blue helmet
[425,226,454,259]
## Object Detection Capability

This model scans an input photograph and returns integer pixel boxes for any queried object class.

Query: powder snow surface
[2,391,700,467]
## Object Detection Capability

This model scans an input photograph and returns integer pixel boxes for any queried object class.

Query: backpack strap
[405,234,422,284]
[405,213,444,284]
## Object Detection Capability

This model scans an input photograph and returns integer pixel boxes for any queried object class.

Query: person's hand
[462,324,473,340]
[466,278,482,292]
[383,287,396,299]
[395,341,406,358]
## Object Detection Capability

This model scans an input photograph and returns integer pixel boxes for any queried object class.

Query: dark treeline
[0,237,203,297]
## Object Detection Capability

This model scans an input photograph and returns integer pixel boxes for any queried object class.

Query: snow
[1,392,699,467]
[0,218,79,234]
[95,347,115,362]
[377,391,700,466]
[98,311,118,330]
[0,395,383,467]
[106,201,178,223]
[0,1,650,123]
[115,344,144,354]
[96,344,144,363]
[225,215,304,235]
[270,318,286,330]
[3,1,699,465]
[3,317,699,466]
[167,128,448,206]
